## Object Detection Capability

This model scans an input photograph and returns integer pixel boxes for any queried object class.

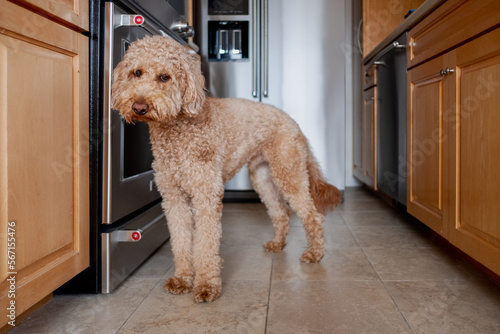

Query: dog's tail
[307,154,342,215]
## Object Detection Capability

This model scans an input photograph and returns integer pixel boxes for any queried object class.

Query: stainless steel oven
[102,3,161,226]
[100,1,193,293]
[57,0,195,295]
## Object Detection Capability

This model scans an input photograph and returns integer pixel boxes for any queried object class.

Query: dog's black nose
[132,102,149,115]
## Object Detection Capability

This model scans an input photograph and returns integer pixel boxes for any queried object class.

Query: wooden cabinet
[407,0,500,276]
[354,67,377,190]
[14,0,89,31]
[448,29,500,276]
[362,0,424,57]
[408,0,500,68]
[353,97,363,183]
[362,87,377,189]
[407,55,449,236]
[0,0,89,328]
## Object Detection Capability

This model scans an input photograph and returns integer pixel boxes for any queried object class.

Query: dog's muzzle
[132,102,149,116]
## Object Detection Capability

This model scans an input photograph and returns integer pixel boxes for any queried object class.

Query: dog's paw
[165,276,193,295]
[193,281,221,303]
[263,240,286,253]
[300,248,324,263]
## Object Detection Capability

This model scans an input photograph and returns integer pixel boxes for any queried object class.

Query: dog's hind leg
[249,155,291,253]
[162,188,195,295]
[265,137,326,263]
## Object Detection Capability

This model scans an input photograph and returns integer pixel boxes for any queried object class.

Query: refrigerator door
[260,0,283,109]
[198,0,346,194]
[200,0,260,191]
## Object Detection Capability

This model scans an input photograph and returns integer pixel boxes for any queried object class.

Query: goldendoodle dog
[112,35,341,303]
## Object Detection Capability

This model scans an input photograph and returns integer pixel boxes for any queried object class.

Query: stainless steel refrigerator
[197,0,347,197]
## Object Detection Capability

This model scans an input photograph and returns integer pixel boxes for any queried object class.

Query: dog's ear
[181,53,206,116]
[111,58,129,112]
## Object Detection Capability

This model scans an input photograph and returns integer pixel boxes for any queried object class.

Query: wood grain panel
[408,0,500,68]
[459,57,500,246]
[14,0,89,31]
[362,87,377,189]
[408,56,447,235]
[353,92,363,181]
[363,0,425,57]
[6,39,75,268]
[0,2,88,325]
[363,64,377,90]
[449,29,500,275]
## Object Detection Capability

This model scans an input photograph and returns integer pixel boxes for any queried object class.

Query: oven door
[102,2,162,224]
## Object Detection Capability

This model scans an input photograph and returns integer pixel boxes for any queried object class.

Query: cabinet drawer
[14,0,89,31]
[363,65,377,90]
[408,0,500,68]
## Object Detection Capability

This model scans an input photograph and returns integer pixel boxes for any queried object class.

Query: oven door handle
[114,14,168,37]
[113,11,186,45]
[113,213,166,242]
[115,14,144,28]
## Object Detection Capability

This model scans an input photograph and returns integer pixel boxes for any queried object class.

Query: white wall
[345,0,363,187]
[279,0,347,189]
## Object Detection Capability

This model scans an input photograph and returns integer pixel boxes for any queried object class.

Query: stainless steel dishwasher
[371,32,407,206]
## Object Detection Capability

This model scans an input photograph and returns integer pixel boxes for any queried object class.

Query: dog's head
[112,35,205,123]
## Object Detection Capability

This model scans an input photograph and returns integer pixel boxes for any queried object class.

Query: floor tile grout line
[263,253,275,334]
[356,245,416,334]
[377,279,416,334]
[341,208,416,334]
[337,210,362,249]
[114,265,172,334]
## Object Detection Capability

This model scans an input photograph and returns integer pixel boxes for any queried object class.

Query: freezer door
[200,0,259,102]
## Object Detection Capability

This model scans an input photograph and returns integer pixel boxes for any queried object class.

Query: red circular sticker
[134,16,143,25]
[131,232,141,241]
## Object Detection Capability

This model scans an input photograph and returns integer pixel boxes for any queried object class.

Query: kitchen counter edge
[362,0,446,64]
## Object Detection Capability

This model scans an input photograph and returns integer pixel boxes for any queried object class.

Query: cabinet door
[353,93,364,181]
[407,56,449,236]
[0,2,89,326]
[15,0,89,31]
[448,29,500,276]
[362,87,377,189]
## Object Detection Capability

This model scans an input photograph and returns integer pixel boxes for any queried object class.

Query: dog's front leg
[191,186,224,303]
[162,190,195,295]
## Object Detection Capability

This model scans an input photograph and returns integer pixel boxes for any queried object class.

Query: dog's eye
[159,74,170,82]
[133,69,142,77]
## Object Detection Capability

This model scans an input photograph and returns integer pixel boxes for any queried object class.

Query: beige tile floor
[11,187,500,333]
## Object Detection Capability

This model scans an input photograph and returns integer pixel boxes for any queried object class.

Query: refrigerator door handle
[262,0,269,97]
[252,0,258,97]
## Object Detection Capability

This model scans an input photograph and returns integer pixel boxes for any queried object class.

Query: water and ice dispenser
[208,21,249,61]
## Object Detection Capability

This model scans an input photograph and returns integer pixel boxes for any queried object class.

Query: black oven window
[122,39,130,56]
[123,120,154,179]
[120,38,154,179]
[209,0,249,15]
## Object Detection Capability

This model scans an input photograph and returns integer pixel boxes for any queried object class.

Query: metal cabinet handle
[392,41,406,49]
[251,0,258,98]
[440,67,455,76]
[262,0,269,97]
